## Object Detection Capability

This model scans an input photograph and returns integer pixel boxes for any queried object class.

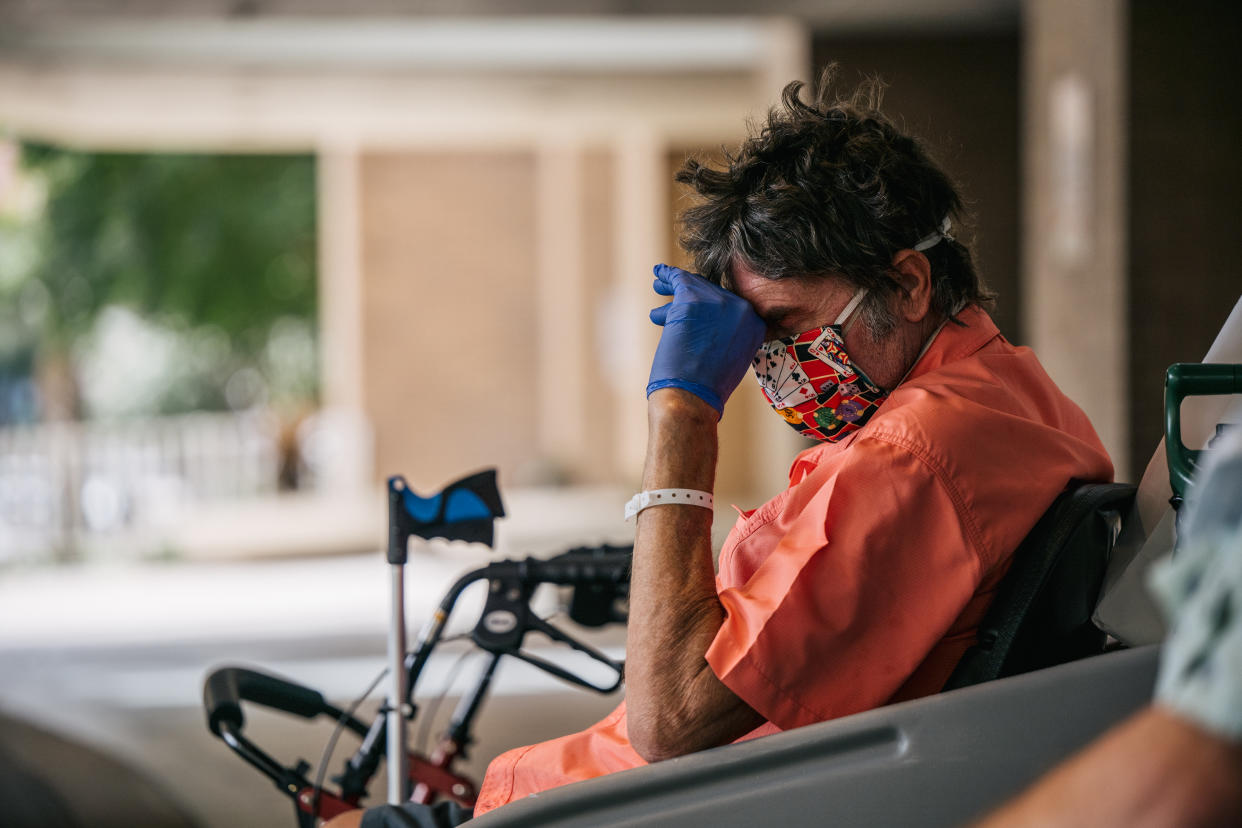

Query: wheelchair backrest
[943,482,1137,691]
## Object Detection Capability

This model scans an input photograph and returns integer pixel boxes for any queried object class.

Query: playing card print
[752,344,816,408]
[752,323,886,442]
[807,327,852,374]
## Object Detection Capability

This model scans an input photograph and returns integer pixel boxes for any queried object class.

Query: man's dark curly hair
[676,66,994,336]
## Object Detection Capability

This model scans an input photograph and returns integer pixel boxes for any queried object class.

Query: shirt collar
[903,304,1000,384]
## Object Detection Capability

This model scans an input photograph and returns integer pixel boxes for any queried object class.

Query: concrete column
[315,144,373,490]
[1022,0,1129,480]
[610,128,668,486]
[534,138,588,479]
[318,145,364,412]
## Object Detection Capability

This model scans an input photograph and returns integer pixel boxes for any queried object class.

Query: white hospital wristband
[624,488,714,521]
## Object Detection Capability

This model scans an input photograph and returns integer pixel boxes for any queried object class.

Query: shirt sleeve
[705,435,984,730]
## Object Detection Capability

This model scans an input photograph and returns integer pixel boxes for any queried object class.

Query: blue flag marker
[387,469,505,562]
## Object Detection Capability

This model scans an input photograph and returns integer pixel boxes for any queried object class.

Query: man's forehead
[731,268,860,339]
[732,268,840,308]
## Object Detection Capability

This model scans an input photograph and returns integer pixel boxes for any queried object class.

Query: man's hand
[646,264,766,417]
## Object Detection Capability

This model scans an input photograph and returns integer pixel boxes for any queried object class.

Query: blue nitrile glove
[646,263,766,417]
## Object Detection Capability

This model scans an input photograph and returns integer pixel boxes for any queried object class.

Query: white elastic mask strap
[834,288,869,333]
[913,216,953,252]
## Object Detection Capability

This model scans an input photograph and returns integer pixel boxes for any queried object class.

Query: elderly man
[332,70,1112,827]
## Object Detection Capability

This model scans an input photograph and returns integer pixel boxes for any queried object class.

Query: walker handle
[204,666,332,736]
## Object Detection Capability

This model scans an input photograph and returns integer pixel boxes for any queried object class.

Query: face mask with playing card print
[750,288,889,442]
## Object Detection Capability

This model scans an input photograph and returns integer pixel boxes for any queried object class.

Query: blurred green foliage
[21,145,317,353]
[9,146,319,418]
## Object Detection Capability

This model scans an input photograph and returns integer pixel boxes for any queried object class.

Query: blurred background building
[0,9,815,563]
[0,1,1238,826]
[1,0,1238,563]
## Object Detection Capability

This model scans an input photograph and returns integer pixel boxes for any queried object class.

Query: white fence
[0,412,282,563]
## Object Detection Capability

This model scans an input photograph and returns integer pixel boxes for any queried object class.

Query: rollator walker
[204,469,630,825]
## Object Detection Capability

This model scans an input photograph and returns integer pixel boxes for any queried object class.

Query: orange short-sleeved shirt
[475,306,1112,815]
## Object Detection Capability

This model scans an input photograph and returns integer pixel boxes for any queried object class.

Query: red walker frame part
[294,748,477,820]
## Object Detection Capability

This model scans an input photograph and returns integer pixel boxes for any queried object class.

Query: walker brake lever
[471,566,625,694]
[512,612,624,693]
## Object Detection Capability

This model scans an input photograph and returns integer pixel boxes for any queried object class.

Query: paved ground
[0,485,668,827]
[0,553,628,827]
[1,628,625,827]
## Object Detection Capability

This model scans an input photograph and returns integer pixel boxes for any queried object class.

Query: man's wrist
[643,388,719,494]
[648,387,720,427]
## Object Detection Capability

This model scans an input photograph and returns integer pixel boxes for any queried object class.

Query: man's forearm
[624,389,763,762]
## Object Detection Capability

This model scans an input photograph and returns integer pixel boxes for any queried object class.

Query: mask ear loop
[913,216,953,252]
[839,216,954,390]
[834,287,869,334]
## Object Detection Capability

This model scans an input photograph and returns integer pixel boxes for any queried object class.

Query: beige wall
[359,150,540,492]
[569,149,623,484]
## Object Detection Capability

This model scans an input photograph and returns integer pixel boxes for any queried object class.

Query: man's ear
[889,249,933,323]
